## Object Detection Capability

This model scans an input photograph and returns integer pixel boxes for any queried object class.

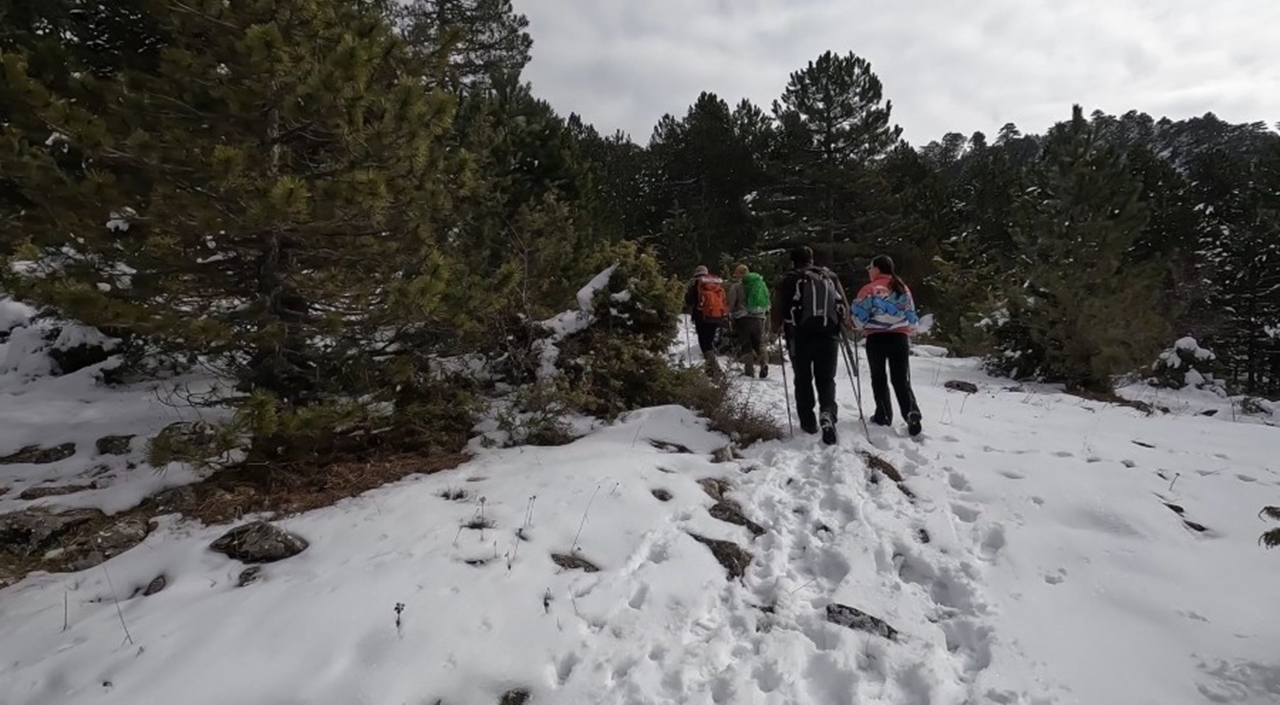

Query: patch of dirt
[651,488,673,502]
[858,451,916,499]
[708,500,764,537]
[143,450,468,525]
[499,688,530,705]
[1,449,468,586]
[1066,388,1168,415]
[439,488,468,501]
[688,532,751,580]
[550,552,598,573]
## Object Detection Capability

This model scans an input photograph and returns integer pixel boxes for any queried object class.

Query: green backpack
[743,272,770,314]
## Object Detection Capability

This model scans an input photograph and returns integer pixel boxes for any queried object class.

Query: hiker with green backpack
[728,263,770,378]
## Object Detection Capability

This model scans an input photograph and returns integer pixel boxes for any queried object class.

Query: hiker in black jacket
[770,246,850,445]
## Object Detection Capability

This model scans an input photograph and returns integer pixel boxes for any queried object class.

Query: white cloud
[514,0,1280,145]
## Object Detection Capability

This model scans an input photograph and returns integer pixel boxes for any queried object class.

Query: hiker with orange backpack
[684,265,729,376]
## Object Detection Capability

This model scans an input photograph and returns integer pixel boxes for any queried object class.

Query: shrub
[1149,337,1225,394]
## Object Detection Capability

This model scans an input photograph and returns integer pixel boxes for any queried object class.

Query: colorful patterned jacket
[852,274,918,335]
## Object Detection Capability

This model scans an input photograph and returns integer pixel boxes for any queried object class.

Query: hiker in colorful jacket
[727,263,770,379]
[851,254,923,436]
[684,265,728,375]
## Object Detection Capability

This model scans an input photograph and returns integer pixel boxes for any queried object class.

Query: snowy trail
[3,320,1280,704]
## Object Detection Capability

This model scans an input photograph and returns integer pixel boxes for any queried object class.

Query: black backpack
[788,266,846,334]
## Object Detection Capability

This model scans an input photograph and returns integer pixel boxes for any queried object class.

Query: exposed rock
[0,486,8,498]
[67,516,153,570]
[95,435,135,456]
[0,443,77,466]
[711,444,742,464]
[19,483,94,500]
[237,566,262,587]
[550,552,599,573]
[944,380,979,394]
[0,507,103,557]
[48,339,113,376]
[708,500,764,537]
[498,688,530,705]
[650,488,672,502]
[210,521,308,564]
[825,603,899,641]
[698,477,731,501]
[688,533,751,580]
[143,574,167,596]
[916,527,931,544]
[648,439,693,454]
[1200,409,1219,417]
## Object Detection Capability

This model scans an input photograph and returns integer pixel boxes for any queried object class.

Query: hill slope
[2,325,1279,704]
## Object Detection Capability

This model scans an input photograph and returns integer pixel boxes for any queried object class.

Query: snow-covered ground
[3,312,1280,704]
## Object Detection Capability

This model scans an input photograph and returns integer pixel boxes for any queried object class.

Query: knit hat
[693,265,709,276]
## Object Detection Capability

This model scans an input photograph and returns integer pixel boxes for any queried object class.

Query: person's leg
[737,318,760,376]
[886,334,922,433]
[814,336,839,421]
[864,334,893,424]
[747,318,767,378]
[790,336,817,433]
[696,321,721,374]
[814,336,840,444]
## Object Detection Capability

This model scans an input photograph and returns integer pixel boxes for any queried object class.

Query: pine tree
[1191,141,1280,396]
[2,0,470,461]
[995,105,1169,391]
[754,51,901,260]
[647,92,766,270]
[395,0,532,90]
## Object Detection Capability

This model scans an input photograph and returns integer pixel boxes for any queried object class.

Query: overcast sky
[514,0,1280,146]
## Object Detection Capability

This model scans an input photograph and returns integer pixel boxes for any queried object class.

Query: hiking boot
[907,411,923,437]
[743,364,755,378]
[758,365,768,379]
[819,411,837,445]
[870,412,891,427]
[799,414,818,435]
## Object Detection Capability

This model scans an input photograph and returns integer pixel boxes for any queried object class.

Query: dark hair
[871,254,907,295]
[790,246,813,267]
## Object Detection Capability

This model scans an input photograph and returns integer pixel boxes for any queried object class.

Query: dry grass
[183,451,468,524]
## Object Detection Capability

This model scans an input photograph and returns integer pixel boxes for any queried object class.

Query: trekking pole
[840,332,870,442]
[778,336,794,437]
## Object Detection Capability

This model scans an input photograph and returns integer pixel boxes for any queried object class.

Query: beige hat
[692,265,709,276]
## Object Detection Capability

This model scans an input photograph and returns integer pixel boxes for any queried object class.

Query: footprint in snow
[1237,474,1257,483]
[1044,568,1067,585]
[947,469,973,492]
[998,469,1026,480]
[1051,451,1073,458]
[951,503,981,523]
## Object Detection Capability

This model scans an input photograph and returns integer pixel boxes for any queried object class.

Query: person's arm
[850,282,874,330]
[903,285,920,331]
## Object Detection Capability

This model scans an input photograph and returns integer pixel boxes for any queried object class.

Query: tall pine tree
[2,0,472,461]
[994,105,1168,391]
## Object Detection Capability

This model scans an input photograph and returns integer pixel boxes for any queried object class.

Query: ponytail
[870,254,907,295]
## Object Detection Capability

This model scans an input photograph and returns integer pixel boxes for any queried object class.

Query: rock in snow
[210,522,308,564]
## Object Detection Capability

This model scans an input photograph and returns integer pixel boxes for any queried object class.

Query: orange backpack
[696,276,729,320]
